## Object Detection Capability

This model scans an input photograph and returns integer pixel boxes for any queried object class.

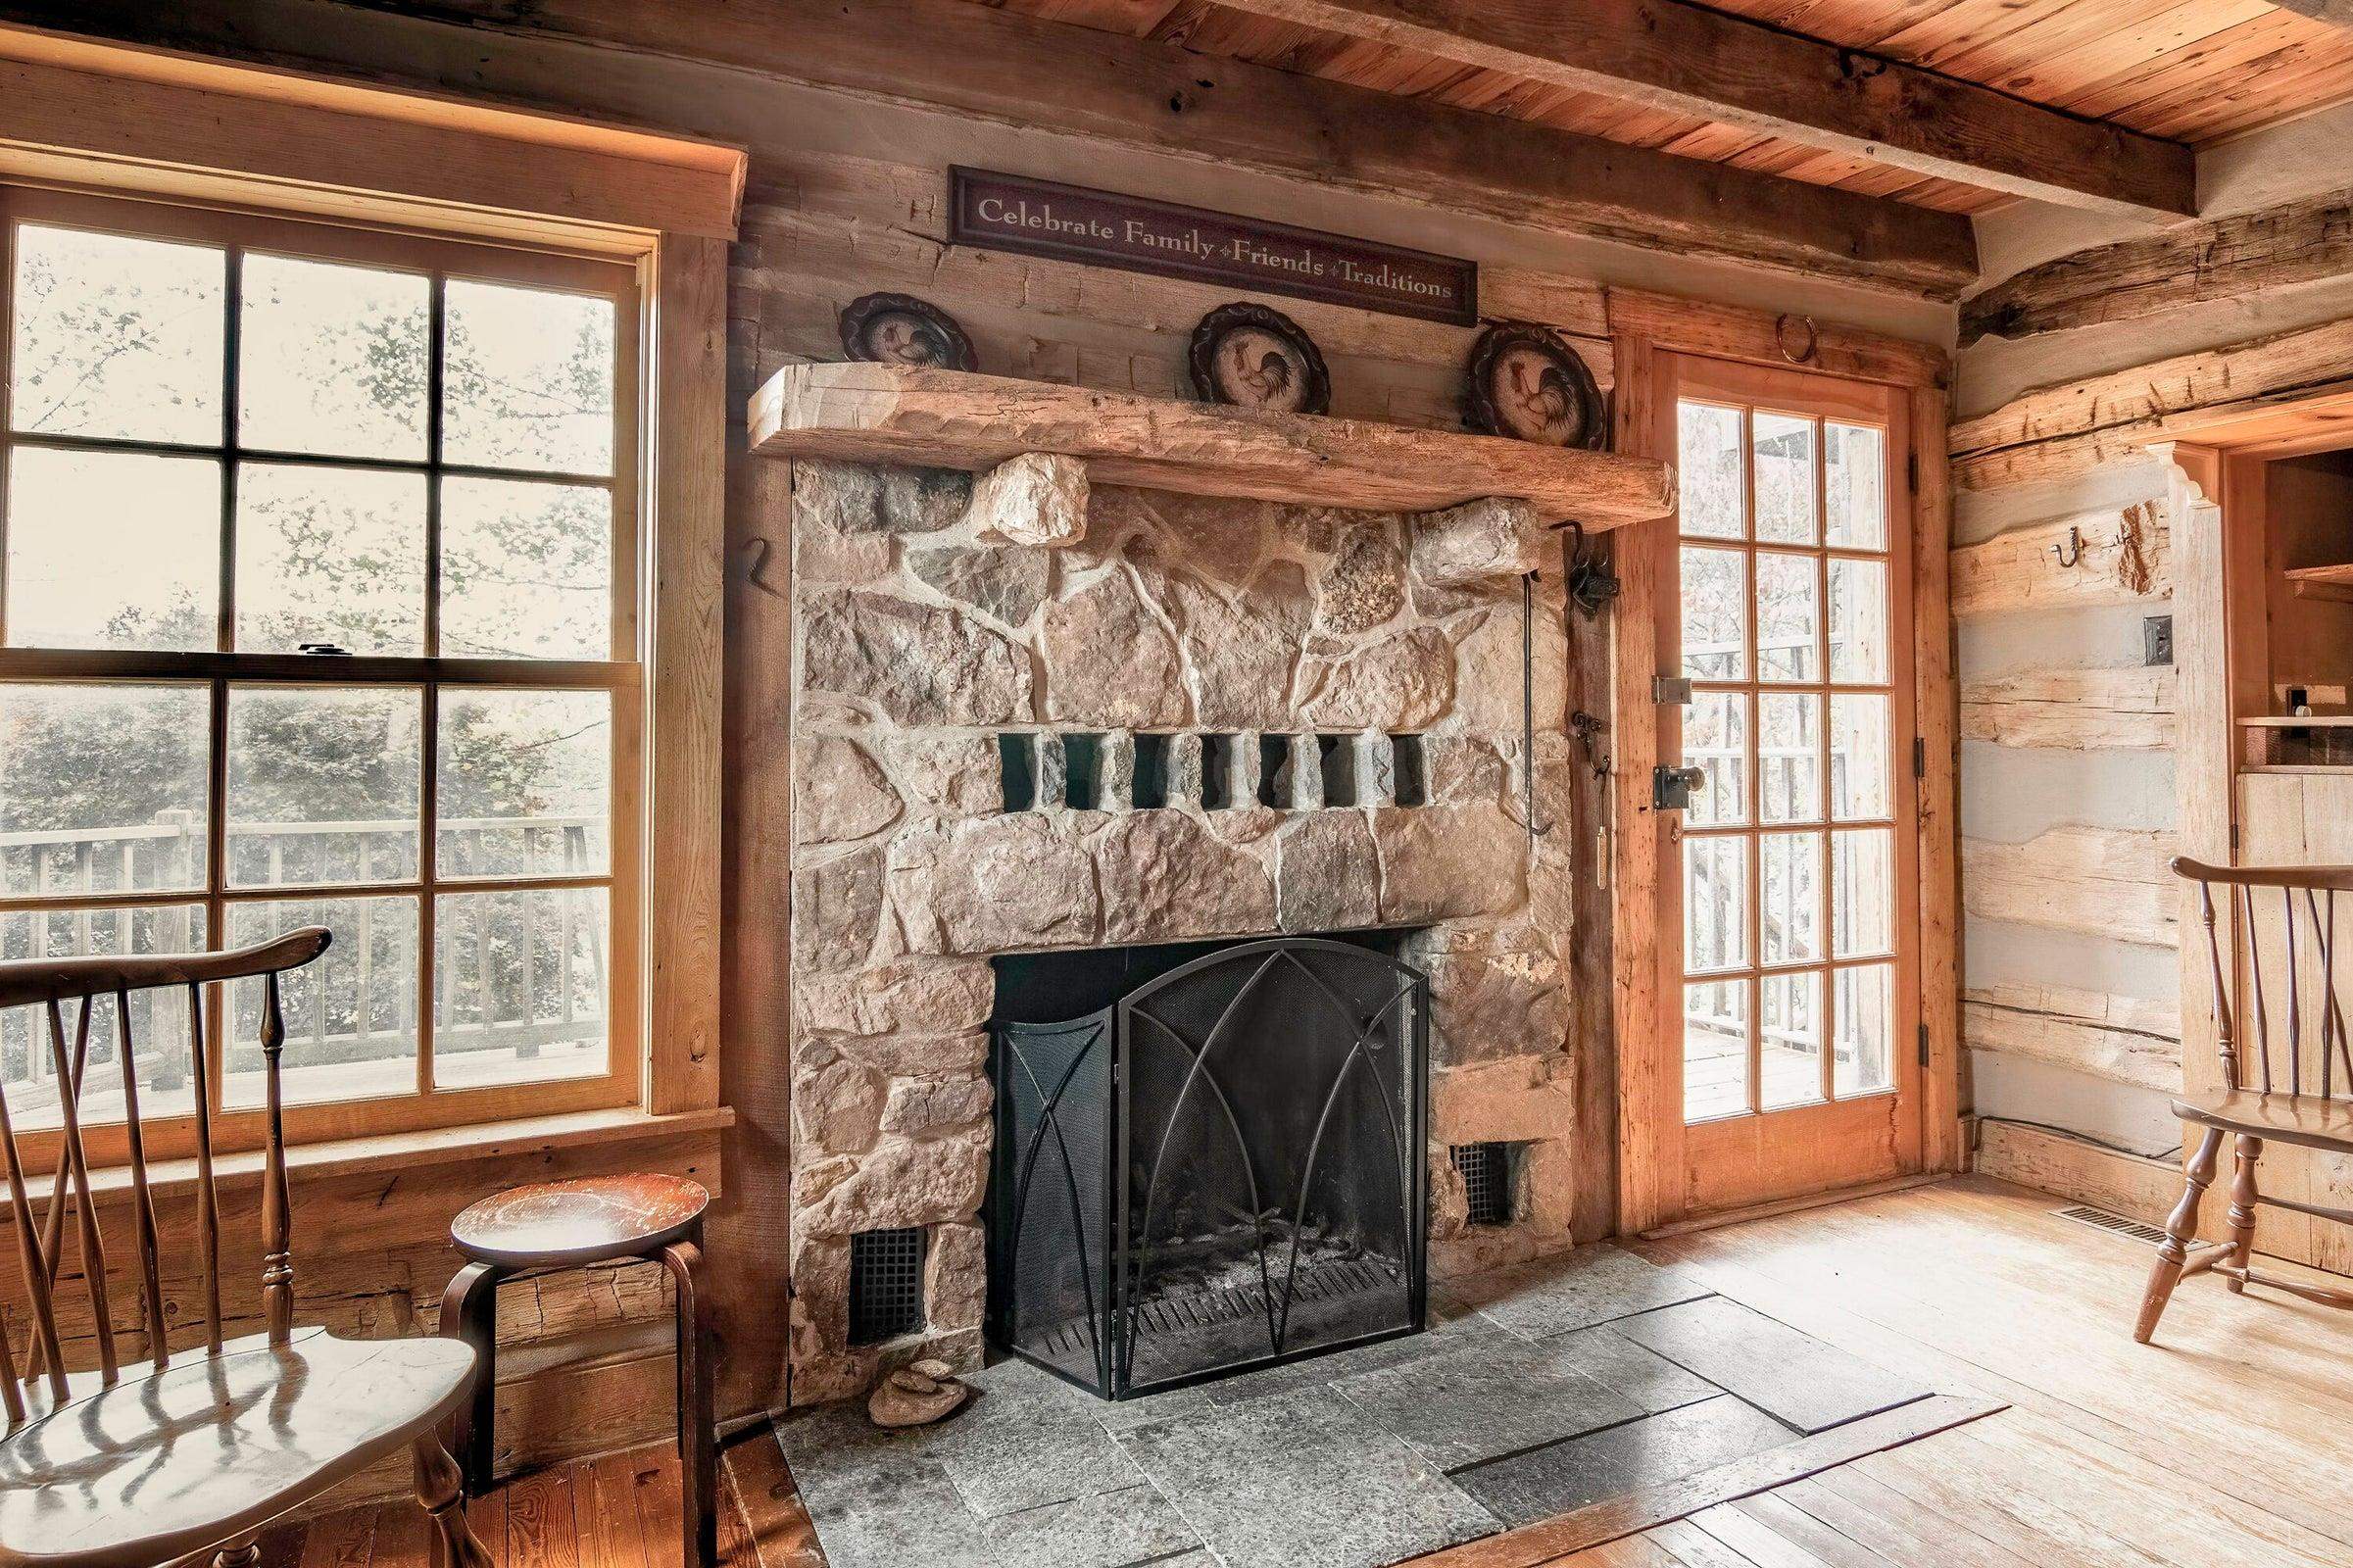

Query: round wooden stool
[441,1173,714,1566]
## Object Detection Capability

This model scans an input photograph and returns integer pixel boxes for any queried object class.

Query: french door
[1642,353,1924,1220]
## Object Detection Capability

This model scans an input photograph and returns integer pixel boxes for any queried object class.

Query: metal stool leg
[663,1239,717,1568]
[439,1260,505,1495]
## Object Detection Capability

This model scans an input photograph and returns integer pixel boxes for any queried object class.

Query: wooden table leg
[439,1259,504,1496]
[663,1240,716,1568]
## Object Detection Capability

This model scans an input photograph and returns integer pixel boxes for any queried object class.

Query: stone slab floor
[773,1244,1935,1568]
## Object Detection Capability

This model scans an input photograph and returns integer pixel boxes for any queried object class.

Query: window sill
[77,1103,735,1204]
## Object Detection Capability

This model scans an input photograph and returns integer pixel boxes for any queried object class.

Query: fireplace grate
[1451,1142,1519,1227]
[848,1226,927,1346]
[991,936,1429,1398]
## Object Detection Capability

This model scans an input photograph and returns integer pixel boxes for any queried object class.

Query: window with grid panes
[0,185,643,1154]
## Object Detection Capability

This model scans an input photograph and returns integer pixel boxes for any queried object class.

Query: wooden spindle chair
[0,929,493,1568]
[2138,857,2353,1342]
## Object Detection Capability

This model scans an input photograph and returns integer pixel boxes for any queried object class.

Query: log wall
[1954,100,2353,1195]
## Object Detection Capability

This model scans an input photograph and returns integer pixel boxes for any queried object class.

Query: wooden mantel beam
[82,0,1979,296]
[1212,0,2196,220]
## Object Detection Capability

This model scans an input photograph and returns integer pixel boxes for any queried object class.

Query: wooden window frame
[0,33,738,1165]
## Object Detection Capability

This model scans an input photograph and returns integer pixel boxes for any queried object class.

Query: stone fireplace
[782,455,1580,1406]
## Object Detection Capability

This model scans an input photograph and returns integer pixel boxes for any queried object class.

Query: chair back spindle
[0,927,328,1430]
[2179,858,2353,1103]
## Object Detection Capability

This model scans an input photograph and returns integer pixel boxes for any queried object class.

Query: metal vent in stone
[991,730,1430,814]
[1452,1142,1522,1227]
[849,1226,928,1345]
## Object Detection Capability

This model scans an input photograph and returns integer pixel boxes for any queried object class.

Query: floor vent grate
[2052,1203,2172,1248]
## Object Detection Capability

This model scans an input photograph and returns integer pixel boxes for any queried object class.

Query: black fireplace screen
[988,937,1428,1399]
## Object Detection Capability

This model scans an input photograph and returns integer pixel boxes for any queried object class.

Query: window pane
[1677,402,1744,540]
[1758,693,1821,826]
[9,224,223,443]
[1760,830,1823,964]
[1684,690,1745,829]
[0,684,209,896]
[1835,963,1895,1098]
[239,254,429,460]
[226,686,421,889]
[224,896,417,1108]
[1830,557,1889,684]
[1832,827,1895,958]
[1,904,206,1130]
[6,448,219,651]
[1681,546,1746,680]
[1756,552,1819,683]
[433,887,610,1090]
[443,280,615,475]
[1830,694,1890,820]
[440,478,613,661]
[1826,422,1886,550]
[1684,977,1747,1123]
[235,464,426,655]
[1752,412,1817,545]
[437,690,612,878]
[1760,970,1824,1109]
[1683,834,1746,973]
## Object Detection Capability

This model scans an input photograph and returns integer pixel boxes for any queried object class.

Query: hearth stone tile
[1116,1385,1501,1568]
[1328,1336,1646,1469]
[1450,1245,1714,1340]
[1543,1325,1722,1415]
[1448,1395,1795,1526]
[807,1469,1198,1568]
[922,1359,1158,1516]
[1611,1295,1933,1434]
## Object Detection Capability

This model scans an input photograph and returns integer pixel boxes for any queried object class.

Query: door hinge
[1918,1023,1931,1066]
[1912,736,1926,778]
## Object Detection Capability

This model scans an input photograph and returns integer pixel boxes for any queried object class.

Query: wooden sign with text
[949,168,1478,326]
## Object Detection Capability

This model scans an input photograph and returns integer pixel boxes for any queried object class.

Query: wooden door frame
[1604,291,1957,1235]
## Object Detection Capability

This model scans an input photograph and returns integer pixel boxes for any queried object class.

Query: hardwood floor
[257,1177,2353,1568]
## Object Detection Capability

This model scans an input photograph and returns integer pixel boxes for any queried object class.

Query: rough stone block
[835,1031,991,1078]
[966,452,1089,548]
[1411,497,1543,588]
[794,1044,886,1157]
[795,458,971,536]
[795,736,902,846]
[1167,732,1205,807]
[1043,568,1189,728]
[908,542,1053,627]
[879,1071,994,1138]
[1375,804,1528,924]
[924,1219,988,1337]
[794,846,885,974]
[797,1128,991,1238]
[1099,730,1137,812]
[881,734,1003,817]
[803,590,1032,726]
[1431,1055,1574,1143]
[1299,625,1454,730]
[1313,521,1406,635]
[1274,810,1380,934]
[1098,810,1276,943]
[795,958,995,1038]
[889,815,1102,954]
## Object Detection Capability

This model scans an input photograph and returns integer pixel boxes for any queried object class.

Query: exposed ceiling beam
[32,0,1979,296]
[1212,0,2196,220]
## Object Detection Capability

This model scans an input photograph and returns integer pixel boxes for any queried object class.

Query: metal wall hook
[2050,525,2084,569]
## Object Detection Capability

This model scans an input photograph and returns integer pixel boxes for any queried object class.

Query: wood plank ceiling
[992,0,2353,215]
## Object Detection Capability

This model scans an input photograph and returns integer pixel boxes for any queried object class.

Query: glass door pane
[1677,391,1899,1121]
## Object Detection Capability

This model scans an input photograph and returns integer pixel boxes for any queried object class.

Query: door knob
[1653,764,1707,810]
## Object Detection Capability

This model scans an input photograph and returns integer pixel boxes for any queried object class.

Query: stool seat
[450,1173,709,1268]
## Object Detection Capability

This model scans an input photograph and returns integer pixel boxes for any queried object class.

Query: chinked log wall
[1950,153,2353,1218]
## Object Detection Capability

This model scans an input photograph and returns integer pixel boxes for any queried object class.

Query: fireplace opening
[988,932,1428,1399]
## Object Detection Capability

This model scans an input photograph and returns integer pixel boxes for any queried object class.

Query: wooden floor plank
[282,1181,2353,1568]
